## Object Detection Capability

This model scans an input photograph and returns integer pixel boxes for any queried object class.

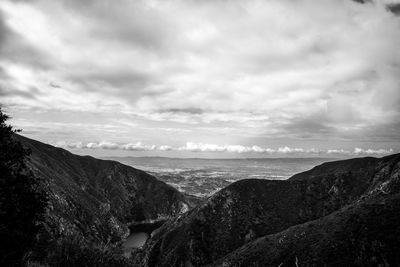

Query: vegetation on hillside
[135,154,400,266]
[0,108,132,266]
[0,108,47,266]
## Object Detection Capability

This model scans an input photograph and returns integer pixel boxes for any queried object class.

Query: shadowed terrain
[133,154,400,266]
[13,134,400,266]
[16,134,193,248]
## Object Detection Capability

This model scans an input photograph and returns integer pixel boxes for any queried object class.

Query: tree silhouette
[0,108,47,266]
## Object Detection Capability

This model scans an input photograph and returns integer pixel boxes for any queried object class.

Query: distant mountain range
[16,135,400,266]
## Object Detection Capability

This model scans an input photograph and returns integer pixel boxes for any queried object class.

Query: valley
[13,134,400,266]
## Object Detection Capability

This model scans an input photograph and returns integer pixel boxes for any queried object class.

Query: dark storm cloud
[353,0,400,15]
[387,3,400,14]
[49,82,61,88]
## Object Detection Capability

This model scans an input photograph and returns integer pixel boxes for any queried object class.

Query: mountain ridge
[133,153,400,266]
[13,134,400,265]
[15,134,192,247]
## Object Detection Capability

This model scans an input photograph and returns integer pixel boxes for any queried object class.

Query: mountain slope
[217,154,400,266]
[15,134,190,245]
[134,154,400,266]
[216,195,400,266]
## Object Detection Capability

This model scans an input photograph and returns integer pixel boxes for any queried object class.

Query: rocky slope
[134,154,400,266]
[15,134,191,246]
[216,193,400,266]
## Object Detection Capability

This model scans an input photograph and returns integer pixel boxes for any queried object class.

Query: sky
[0,0,399,158]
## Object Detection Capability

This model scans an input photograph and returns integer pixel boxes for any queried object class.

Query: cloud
[1,0,400,150]
[55,141,156,151]
[327,149,352,155]
[121,142,156,151]
[353,147,394,155]
[327,147,394,155]
[176,142,277,153]
[54,140,397,156]
[159,145,173,151]
[87,141,119,150]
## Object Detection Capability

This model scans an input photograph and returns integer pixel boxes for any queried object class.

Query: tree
[0,108,47,266]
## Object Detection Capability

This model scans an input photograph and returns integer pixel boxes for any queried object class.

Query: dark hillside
[15,134,190,246]
[134,154,400,266]
[217,155,400,266]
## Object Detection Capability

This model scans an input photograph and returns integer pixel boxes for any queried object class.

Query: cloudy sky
[1,0,399,158]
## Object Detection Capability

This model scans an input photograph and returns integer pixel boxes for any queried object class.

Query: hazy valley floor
[104,157,333,197]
